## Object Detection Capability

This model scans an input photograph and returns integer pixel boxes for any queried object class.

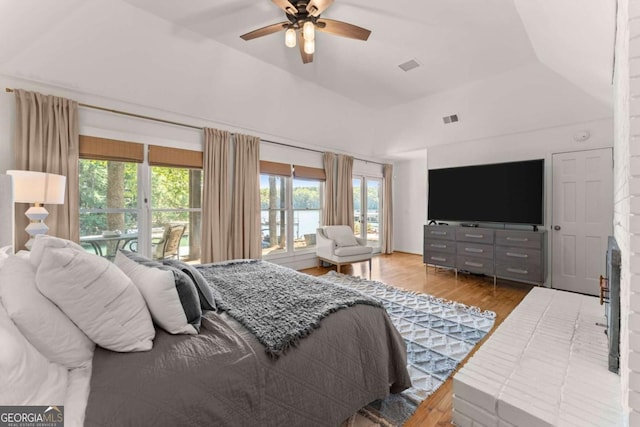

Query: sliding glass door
[353,176,382,252]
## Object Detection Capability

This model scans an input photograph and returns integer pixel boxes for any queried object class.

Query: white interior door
[551,148,613,295]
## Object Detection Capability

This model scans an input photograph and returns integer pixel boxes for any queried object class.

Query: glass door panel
[352,178,362,240]
[365,179,381,248]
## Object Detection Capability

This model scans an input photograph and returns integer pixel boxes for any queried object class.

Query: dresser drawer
[495,263,543,283]
[457,242,493,260]
[495,230,542,249]
[424,251,456,268]
[424,240,456,254]
[424,225,456,241]
[495,246,542,267]
[456,228,494,244]
[456,256,494,276]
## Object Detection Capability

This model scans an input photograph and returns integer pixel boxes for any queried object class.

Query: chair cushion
[334,245,373,257]
[324,226,359,247]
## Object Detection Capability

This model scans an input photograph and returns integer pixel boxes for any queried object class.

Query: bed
[0,176,410,427]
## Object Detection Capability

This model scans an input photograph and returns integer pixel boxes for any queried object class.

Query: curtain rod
[5,87,384,166]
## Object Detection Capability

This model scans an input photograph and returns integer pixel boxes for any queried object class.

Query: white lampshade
[303,21,315,41]
[285,28,296,48]
[6,170,66,204]
[304,38,315,55]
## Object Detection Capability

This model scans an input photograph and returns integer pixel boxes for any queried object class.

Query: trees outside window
[150,167,202,261]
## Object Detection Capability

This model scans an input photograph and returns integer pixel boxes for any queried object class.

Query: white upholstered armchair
[316,226,373,277]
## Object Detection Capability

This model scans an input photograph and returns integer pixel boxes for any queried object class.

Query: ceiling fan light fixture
[304,38,315,54]
[303,21,315,41]
[285,28,297,48]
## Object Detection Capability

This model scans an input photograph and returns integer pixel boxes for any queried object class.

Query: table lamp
[6,170,66,249]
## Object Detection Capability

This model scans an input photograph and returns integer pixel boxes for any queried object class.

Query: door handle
[553,225,561,231]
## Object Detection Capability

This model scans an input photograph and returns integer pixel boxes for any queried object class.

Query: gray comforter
[84,305,410,426]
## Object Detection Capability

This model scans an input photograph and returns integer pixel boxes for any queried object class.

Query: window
[292,178,321,252]
[79,159,140,259]
[78,136,144,259]
[150,167,202,262]
[353,176,382,251]
[260,174,287,256]
[260,162,325,257]
[149,145,203,262]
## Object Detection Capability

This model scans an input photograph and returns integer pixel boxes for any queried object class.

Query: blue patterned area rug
[324,272,496,426]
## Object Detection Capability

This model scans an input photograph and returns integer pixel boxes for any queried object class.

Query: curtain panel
[335,154,354,228]
[201,128,231,263]
[321,152,336,226]
[230,134,261,260]
[13,89,79,249]
[382,163,394,254]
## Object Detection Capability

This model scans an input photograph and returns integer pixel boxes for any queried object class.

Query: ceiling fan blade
[316,18,371,41]
[240,22,288,41]
[272,0,298,16]
[298,31,313,64]
[306,0,334,17]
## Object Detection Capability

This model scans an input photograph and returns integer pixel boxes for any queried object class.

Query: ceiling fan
[240,0,371,64]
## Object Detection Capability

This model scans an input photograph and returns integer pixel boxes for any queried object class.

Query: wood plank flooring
[301,252,533,427]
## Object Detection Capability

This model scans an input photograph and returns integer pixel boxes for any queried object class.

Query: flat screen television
[427,159,544,225]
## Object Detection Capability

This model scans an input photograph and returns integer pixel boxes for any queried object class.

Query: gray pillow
[117,251,202,334]
[163,259,217,312]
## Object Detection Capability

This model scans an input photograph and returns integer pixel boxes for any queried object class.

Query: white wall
[615,0,638,424]
[389,118,614,283]
[393,152,427,254]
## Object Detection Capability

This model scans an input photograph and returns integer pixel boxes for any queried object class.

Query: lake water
[261,210,379,239]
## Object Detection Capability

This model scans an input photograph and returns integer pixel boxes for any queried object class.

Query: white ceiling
[0,0,616,158]
[123,0,539,108]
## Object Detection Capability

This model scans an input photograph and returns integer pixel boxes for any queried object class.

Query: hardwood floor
[301,252,533,427]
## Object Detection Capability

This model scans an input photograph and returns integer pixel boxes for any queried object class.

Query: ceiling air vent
[442,114,459,124]
[398,59,421,72]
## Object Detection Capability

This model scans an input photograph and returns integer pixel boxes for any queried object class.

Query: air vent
[398,59,421,72]
[442,114,459,124]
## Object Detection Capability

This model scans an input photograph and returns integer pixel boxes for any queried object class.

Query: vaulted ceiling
[0,0,615,158]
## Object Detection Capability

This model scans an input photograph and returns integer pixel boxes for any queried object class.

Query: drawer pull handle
[431,244,447,249]
[465,248,484,253]
[506,252,528,258]
[507,268,528,275]
[431,257,446,262]
[465,234,484,239]
[465,261,483,268]
[431,231,447,236]
[506,237,529,242]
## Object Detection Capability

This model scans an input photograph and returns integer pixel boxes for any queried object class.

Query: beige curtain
[321,152,336,226]
[201,128,231,263]
[230,133,261,259]
[335,154,354,228]
[13,89,79,250]
[382,163,394,254]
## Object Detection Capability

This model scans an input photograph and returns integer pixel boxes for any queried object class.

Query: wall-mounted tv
[427,159,544,226]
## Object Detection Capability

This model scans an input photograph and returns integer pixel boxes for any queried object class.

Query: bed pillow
[163,259,216,311]
[0,245,11,268]
[0,302,68,405]
[324,226,359,247]
[36,247,155,352]
[29,234,85,267]
[116,251,202,334]
[0,255,94,368]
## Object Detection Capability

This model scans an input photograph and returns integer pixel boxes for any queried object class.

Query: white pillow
[30,234,85,267]
[36,247,155,352]
[0,302,68,405]
[324,226,359,247]
[0,255,94,368]
[115,251,202,335]
[0,245,12,268]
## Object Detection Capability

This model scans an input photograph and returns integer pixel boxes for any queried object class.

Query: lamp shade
[6,170,66,204]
